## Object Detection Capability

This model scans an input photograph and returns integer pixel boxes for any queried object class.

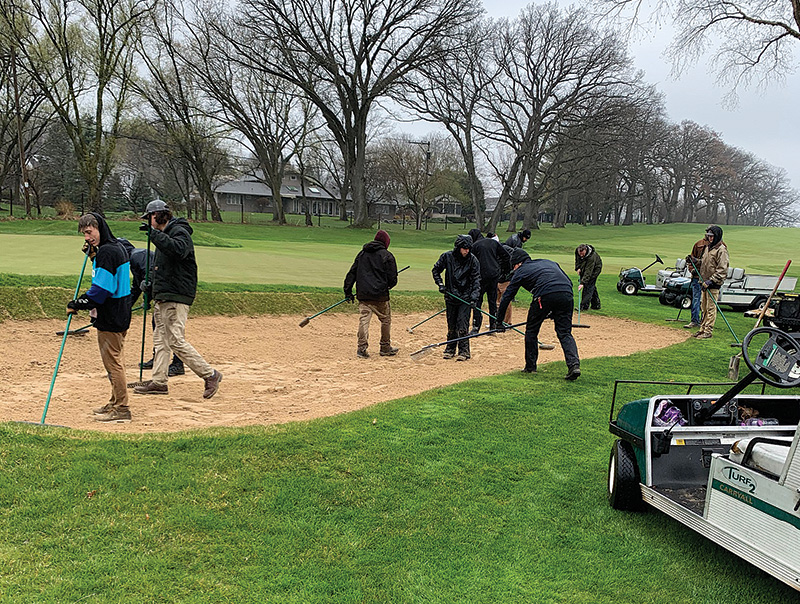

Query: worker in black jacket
[134,200,222,400]
[119,238,184,376]
[432,234,481,360]
[497,249,580,379]
[343,229,399,359]
[505,229,531,249]
[468,228,510,333]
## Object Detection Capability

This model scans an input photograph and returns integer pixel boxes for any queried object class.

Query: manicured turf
[0,219,798,601]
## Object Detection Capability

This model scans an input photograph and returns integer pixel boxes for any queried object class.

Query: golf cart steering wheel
[742,327,800,388]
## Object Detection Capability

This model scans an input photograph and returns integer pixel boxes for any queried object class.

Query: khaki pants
[497,281,512,324]
[699,288,719,334]
[97,330,128,410]
[152,301,213,385]
[357,300,392,352]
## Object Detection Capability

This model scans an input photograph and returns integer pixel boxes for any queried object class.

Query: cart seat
[729,437,794,477]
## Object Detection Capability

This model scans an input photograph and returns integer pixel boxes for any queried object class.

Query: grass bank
[0,340,794,603]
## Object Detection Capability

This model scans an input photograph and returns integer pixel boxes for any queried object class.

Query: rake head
[410,345,437,359]
[298,317,311,328]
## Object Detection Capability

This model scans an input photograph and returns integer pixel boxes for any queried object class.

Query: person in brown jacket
[684,231,711,329]
[695,225,729,339]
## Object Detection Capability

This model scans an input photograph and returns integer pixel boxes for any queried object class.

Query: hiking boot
[455,353,470,361]
[538,342,555,350]
[93,403,112,415]
[521,367,537,374]
[134,380,168,395]
[140,358,154,370]
[442,350,455,359]
[94,407,132,422]
[469,327,479,336]
[565,366,581,381]
[380,346,399,357]
[357,349,370,359]
[695,332,713,339]
[203,370,223,399]
[683,322,700,329]
[168,361,185,376]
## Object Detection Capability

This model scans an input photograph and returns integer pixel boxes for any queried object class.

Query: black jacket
[343,240,398,302]
[505,233,525,248]
[471,237,510,283]
[432,245,481,303]
[81,213,132,333]
[497,258,573,320]
[150,217,198,305]
[575,245,602,285]
[118,239,155,306]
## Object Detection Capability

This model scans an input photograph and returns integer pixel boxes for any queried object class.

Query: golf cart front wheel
[622,282,638,296]
[608,439,643,511]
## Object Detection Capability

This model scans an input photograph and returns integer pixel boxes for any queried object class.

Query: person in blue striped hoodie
[68,212,133,422]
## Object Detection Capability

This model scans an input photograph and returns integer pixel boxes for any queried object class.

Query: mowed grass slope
[1,220,798,601]
[1,341,797,603]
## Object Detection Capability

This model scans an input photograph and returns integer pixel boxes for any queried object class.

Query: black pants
[445,298,472,356]
[579,278,601,310]
[472,277,499,330]
[524,292,580,372]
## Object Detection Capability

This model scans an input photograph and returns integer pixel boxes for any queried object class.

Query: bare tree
[398,19,491,229]
[134,2,230,220]
[479,4,635,234]
[0,0,154,214]
[210,0,481,228]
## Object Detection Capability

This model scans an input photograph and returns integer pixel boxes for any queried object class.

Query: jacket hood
[362,240,386,253]
[374,229,390,249]
[117,237,135,258]
[468,228,483,243]
[90,212,118,246]
[168,217,193,234]
[510,249,530,266]
[454,234,473,250]
[706,225,723,247]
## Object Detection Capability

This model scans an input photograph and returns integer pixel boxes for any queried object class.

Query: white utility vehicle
[608,327,800,591]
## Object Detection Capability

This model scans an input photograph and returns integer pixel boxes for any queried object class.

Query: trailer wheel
[622,282,638,296]
[679,295,692,310]
[608,439,643,511]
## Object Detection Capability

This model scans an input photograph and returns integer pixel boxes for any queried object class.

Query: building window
[227,194,242,206]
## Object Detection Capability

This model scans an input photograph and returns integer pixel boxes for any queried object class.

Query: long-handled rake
[407,308,446,333]
[299,298,349,327]
[686,257,740,346]
[37,254,90,427]
[445,290,556,348]
[411,321,528,358]
[56,323,91,336]
[128,233,153,389]
[573,285,590,329]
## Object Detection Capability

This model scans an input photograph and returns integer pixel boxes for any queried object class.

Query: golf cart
[617,254,665,296]
[608,326,800,591]
[763,293,800,333]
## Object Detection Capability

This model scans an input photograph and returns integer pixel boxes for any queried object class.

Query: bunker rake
[410,321,527,359]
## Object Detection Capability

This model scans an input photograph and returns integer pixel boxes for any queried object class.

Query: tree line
[1,0,797,229]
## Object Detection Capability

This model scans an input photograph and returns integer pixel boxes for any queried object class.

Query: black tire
[622,282,638,296]
[659,291,672,306]
[750,296,768,311]
[616,281,622,292]
[608,439,643,511]
[679,295,691,310]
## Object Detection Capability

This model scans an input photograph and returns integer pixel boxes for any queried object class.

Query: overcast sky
[472,0,800,191]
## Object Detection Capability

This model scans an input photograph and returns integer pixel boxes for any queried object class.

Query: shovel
[728,259,792,380]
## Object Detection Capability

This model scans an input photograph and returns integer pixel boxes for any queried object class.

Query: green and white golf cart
[608,326,800,591]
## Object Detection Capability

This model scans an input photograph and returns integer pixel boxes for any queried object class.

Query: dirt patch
[0,312,687,434]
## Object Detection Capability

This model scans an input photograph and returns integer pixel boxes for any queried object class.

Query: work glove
[67,295,93,314]
[438,284,447,294]
[702,280,713,290]
[81,242,97,259]
[345,292,355,303]
[140,280,152,299]
[139,222,150,233]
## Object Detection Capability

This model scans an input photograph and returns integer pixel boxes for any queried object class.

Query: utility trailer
[608,327,800,591]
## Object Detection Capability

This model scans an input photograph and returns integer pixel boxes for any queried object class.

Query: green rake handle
[42,253,90,425]
[445,290,525,336]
